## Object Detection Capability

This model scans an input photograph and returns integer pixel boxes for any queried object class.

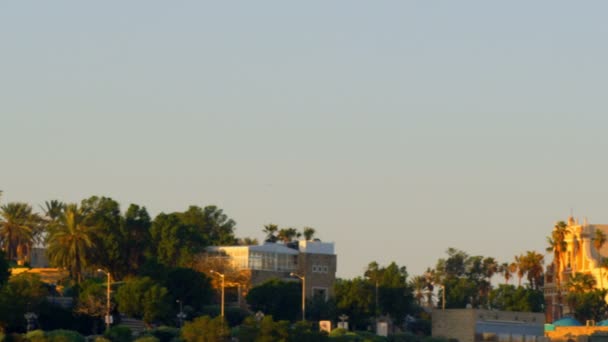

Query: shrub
[103,326,132,342]
[133,337,159,342]
[24,330,46,342]
[45,330,85,342]
[147,327,179,342]
[93,338,111,342]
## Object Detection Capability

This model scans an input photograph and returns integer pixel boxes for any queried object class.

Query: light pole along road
[290,272,305,321]
[210,270,225,318]
[97,269,112,331]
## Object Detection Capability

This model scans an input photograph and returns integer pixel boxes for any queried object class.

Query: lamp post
[176,299,186,327]
[210,270,225,318]
[97,269,112,331]
[290,272,306,321]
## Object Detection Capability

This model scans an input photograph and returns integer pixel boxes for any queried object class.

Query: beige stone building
[544,217,608,323]
[432,309,545,342]
[206,240,337,300]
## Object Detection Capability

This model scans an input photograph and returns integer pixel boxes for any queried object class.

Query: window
[312,287,329,301]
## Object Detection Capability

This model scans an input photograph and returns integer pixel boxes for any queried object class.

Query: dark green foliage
[150,206,237,268]
[179,205,236,246]
[289,320,328,342]
[150,213,204,267]
[334,278,374,330]
[441,276,478,309]
[146,326,179,342]
[104,326,133,342]
[165,268,212,312]
[45,329,86,342]
[37,301,95,335]
[435,248,502,309]
[122,205,151,276]
[81,196,124,278]
[364,262,416,324]
[566,289,608,322]
[0,273,48,332]
[181,316,228,342]
[308,296,337,321]
[257,316,289,342]
[0,251,10,287]
[133,337,159,342]
[224,307,250,327]
[115,277,170,324]
[246,279,301,321]
[489,284,544,312]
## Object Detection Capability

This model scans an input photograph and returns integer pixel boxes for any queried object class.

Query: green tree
[567,289,608,323]
[179,205,236,246]
[334,278,374,330]
[122,204,151,276]
[566,272,597,314]
[246,279,301,322]
[81,196,124,278]
[488,284,544,312]
[150,213,205,267]
[46,204,94,283]
[0,273,48,332]
[0,202,42,263]
[164,268,212,312]
[115,277,170,325]
[434,248,496,309]
[257,316,289,342]
[376,262,414,322]
[75,279,109,333]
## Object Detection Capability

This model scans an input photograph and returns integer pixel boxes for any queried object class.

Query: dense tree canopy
[246,279,301,322]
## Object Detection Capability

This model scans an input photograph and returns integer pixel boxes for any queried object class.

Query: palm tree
[42,200,65,222]
[46,204,94,283]
[500,262,512,284]
[546,220,569,318]
[524,251,544,290]
[277,228,299,243]
[508,262,518,284]
[303,227,316,241]
[515,254,526,287]
[567,272,597,294]
[262,224,278,243]
[0,202,42,264]
[410,275,427,306]
[423,267,436,307]
[594,229,607,289]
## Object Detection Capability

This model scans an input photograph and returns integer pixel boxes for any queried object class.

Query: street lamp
[210,270,225,318]
[97,269,112,330]
[290,272,306,321]
[176,299,186,327]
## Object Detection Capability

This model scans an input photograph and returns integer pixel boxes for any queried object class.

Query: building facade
[432,309,544,342]
[544,216,608,323]
[206,240,337,300]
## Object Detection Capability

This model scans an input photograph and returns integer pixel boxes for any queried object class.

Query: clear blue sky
[2,1,608,279]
